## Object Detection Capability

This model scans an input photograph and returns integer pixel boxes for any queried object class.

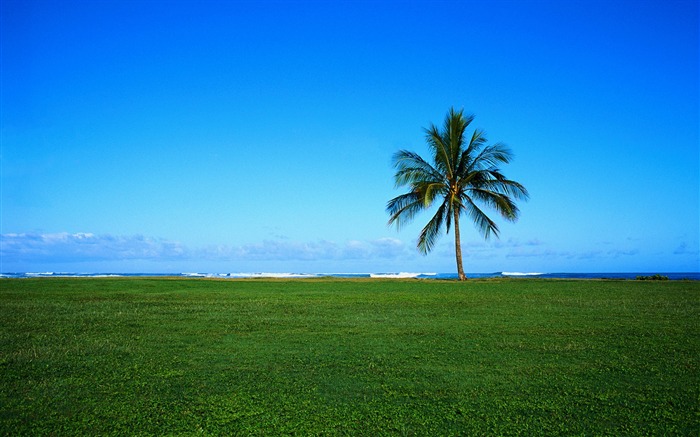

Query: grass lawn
[1,277,698,435]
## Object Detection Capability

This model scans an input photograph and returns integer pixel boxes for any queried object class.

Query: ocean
[2,272,699,280]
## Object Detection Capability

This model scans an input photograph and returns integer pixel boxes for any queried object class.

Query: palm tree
[387,108,529,280]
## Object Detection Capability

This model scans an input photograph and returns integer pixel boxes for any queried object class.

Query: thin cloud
[234,239,340,261]
[607,248,639,257]
[674,242,699,256]
[1,233,409,265]
[506,248,570,259]
[205,237,408,261]
[1,232,188,262]
[439,237,546,258]
[366,238,407,259]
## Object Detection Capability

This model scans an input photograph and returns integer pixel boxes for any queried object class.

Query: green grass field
[1,278,698,435]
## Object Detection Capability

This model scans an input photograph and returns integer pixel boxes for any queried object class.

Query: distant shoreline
[2,272,699,280]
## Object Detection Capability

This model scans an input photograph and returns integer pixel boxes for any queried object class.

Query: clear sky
[2,0,698,274]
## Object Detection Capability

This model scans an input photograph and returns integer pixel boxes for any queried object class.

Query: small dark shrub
[636,274,669,281]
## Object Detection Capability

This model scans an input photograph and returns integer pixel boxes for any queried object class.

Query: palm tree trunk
[453,209,467,280]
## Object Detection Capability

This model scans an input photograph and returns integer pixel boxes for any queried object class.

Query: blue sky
[2,0,698,274]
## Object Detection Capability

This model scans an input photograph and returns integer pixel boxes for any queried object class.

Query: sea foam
[501,272,544,276]
[369,272,436,279]
[226,272,318,279]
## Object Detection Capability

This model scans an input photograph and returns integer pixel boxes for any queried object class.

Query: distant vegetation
[1,277,698,435]
[387,108,528,280]
[636,274,670,281]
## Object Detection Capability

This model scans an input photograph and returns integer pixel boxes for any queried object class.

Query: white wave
[265,273,318,278]
[182,272,220,278]
[26,272,54,276]
[369,272,436,279]
[227,272,318,279]
[501,272,544,276]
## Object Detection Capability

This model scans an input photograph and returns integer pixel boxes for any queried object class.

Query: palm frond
[466,142,513,175]
[417,199,449,254]
[464,128,487,158]
[479,173,530,201]
[424,125,452,177]
[468,188,520,221]
[455,128,485,177]
[466,167,529,201]
[386,191,425,229]
[418,181,448,207]
[446,108,471,170]
[392,150,444,188]
[462,195,500,240]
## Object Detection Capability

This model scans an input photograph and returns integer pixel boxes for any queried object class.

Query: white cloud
[371,237,406,257]
[1,233,409,266]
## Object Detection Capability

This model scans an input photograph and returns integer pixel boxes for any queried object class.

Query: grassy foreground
[1,278,698,436]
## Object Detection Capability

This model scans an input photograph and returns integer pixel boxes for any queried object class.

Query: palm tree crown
[387,108,529,280]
